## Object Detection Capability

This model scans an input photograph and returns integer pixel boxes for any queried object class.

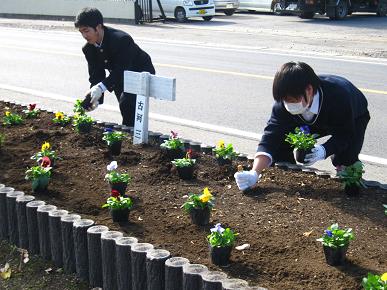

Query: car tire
[376,5,387,16]
[175,7,187,22]
[224,9,236,15]
[299,11,315,19]
[272,1,284,15]
[329,0,348,19]
[203,16,213,21]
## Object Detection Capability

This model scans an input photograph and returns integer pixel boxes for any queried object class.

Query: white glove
[234,170,259,191]
[89,84,103,109]
[304,144,326,166]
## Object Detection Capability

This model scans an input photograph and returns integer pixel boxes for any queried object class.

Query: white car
[237,0,283,14]
[214,0,240,15]
[152,0,216,22]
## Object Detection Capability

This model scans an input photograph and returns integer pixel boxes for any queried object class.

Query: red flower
[186,149,193,159]
[29,104,36,111]
[111,189,120,198]
[40,156,51,168]
[170,130,178,139]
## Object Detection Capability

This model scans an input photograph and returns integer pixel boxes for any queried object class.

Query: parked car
[152,0,216,22]
[237,0,283,14]
[214,0,240,15]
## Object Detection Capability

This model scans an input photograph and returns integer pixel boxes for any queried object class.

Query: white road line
[1,83,387,166]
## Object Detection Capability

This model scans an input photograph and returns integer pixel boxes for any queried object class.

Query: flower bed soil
[0,101,386,290]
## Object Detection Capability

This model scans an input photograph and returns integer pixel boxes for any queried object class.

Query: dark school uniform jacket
[82,26,155,95]
[257,75,370,160]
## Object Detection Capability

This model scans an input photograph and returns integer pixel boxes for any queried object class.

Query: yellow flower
[217,140,225,149]
[5,111,10,116]
[381,272,387,282]
[199,187,212,203]
[41,142,50,151]
[55,112,64,120]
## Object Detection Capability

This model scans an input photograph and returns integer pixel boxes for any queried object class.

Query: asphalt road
[0,14,387,181]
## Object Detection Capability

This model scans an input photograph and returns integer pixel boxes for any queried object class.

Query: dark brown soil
[0,101,386,290]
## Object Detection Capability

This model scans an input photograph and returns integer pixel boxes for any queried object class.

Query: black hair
[74,7,104,29]
[272,61,320,102]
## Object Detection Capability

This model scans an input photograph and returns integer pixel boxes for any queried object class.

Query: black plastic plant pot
[323,245,348,266]
[165,148,185,160]
[109,182,128,196]
[32,176,50,193]
[209,245,232,267]
[344,184,360,196]
[77,123,92,133]
[177,166,195,180]
[189,207,210,226]
[110,208,130,222]
[295,148,312,163]
[216,157,232,166]
[108,141,122,156]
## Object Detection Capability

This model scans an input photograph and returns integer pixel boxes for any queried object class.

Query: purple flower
[210,223,225,234]
[299,125,310,134]
[324,230,333,237]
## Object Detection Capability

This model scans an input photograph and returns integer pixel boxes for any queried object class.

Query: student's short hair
[74,7,104,29]
[272,62,320,102]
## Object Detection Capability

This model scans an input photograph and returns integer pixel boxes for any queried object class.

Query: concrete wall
[0,0,135,20]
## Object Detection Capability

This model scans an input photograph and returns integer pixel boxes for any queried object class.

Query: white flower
[107,161,118,171]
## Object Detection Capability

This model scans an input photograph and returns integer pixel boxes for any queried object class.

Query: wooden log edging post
[37,204,57,260]
[165,257,190,290]
[73,219,94,282]
[131,243,154,290]
[222,278,249,289]
[26,200,46,254]
[115,236,138,290]
[101,231,124,290]
[15,195,35,249]
[0,187,14,240]
[87,225,109,288]
[183,263,208,290]
[6,190,25,246]
[146,249,171,290]
[202,271,228,290]
[48,209,69,267]
[61,214,81,274]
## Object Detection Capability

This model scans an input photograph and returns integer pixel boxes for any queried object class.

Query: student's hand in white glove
[87,84,103,111]
[234,170,260,191]
[304,144,326,166]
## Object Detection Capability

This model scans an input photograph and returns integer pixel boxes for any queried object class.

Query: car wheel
[224,9,236,15]
[376,5,387,16]
[330,0,348,19]
[202,16,213,21]
[299,11,315,18]
[273,1,284,15]
[175,7,187,22]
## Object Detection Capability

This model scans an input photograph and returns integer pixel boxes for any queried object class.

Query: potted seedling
[213,140,238,165]
[172,149,196,180]
[362,272,387,290]
[2,111,23,126]
[73,99,86,115]
[73,113,93,133]
[23,104,40,119]
[25,158,52,193]
[207,223,238,266]
[181,187,214,226]
[102,128,127,156]
[316,223,354,266]
[31,141,59,168]
[337,161,365,196]
[52,111,71,126]
[104,161,131,196]
[285,125,317,163]
[102,189,133,222]
[160,130,185,160]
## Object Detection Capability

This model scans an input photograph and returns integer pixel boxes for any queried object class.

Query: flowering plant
[182,187,215,212]
[104,161,131,184]
[31,142,59,163]
[207,223,238,247]
[52,112,71,126]
[213,140,238,160]
[25,164,51,181]
[102,129,127,146]
[362,273,387,290]
[172,150,196,167]
[102,195,133,210]
[338,161,365,188]
[72,113,93,132]
[3,111,23,125]
[285,125,317,150]
[73,99,86,115]
[160,131,184,150]
[316,223,354,249]
[23,104,40,118]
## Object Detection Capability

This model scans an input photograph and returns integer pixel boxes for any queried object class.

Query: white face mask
[284,101,308,115]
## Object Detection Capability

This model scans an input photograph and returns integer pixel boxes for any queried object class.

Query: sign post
[123,71,176,144]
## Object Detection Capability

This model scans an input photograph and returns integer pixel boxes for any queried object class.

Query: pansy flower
[40,156,51,168]
[210,223,225,234]
[41,142,50,151]
[170,130,178,139]
[55,112,64,120]
[217,140,225,149]
[5,111,10,116]
[29,104,36,111]
[111,189,120,198]
[299,125,310,134]
[107,161,118,171]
